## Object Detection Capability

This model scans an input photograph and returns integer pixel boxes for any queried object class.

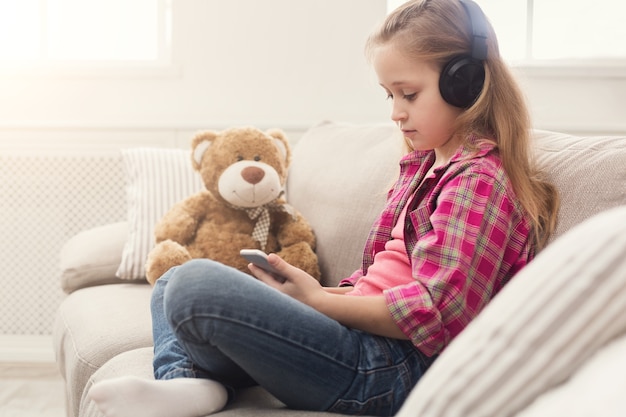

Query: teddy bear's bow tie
[245,204,296,250]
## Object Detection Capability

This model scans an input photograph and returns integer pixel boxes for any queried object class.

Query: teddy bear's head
[190,127,291,208]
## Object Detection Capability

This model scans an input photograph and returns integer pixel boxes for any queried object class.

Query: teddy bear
[144,126,321,285]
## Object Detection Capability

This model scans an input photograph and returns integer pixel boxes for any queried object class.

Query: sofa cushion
[116,148,204,280]
[533,130,626,242]
[395,205,626,417]
[287,121,402,286]
[79,347,155,417]
[59,222,129,293]
[54,283,154,417]
[80,347,341,417]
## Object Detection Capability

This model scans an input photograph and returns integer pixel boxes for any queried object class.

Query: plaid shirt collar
[399,135,497,169]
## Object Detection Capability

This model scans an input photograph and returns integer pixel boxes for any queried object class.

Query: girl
[88,1,559,416]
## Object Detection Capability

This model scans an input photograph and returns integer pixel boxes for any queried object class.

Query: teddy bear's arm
[275,213,321,281]
[154,192,216,245]
[276,213,317,248]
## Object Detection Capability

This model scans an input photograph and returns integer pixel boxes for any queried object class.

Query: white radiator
[0,150,127,336]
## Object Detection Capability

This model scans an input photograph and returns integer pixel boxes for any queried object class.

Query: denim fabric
[151,259,436,416]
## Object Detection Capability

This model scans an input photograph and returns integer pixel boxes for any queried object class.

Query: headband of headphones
[459,0,488,61]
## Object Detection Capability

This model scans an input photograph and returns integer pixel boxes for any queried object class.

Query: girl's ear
[191,131,218,170]
[265,128,291,167]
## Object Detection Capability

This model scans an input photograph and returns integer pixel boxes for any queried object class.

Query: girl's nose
[390,102,407,123]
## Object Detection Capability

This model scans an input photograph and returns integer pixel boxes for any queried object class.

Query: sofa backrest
[288,122,626,286]
[533,130,626,243]
[288,122,402,286]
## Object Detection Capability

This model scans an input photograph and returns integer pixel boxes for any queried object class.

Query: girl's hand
[249,254,407,340]
[247,253,325,307]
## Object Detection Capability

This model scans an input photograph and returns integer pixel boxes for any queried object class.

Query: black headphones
[439,0,488,108]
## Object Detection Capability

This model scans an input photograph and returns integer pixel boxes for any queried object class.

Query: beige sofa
[54,122,626,417]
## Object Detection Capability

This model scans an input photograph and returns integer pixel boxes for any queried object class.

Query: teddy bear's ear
[265,128,291,167]
[191,131,218,170]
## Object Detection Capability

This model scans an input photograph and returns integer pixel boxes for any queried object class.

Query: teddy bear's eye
[254,156,261,162]
[236,155,244,161]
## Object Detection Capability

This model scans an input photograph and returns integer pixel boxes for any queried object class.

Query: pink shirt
[345,205,412,296]
[339,137,534,357]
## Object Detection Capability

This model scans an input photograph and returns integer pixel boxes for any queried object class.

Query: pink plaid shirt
[340,137,533,357]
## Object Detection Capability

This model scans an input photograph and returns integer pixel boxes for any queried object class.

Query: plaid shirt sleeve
[384,163,532,357]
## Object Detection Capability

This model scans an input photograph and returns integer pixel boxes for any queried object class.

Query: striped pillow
[116,148,204,280]
[397,205,626,417]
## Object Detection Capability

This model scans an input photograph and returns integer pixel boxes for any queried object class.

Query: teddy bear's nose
[241,166,265,185]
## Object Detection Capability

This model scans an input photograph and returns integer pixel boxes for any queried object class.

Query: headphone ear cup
[439,55,485,108]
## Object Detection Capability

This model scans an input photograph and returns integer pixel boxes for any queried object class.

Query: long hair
[367,0,559,250]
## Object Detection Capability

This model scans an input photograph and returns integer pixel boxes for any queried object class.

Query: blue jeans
[151,259,436,416]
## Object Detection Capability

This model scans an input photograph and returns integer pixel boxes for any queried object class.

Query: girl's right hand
[247,253,327,308]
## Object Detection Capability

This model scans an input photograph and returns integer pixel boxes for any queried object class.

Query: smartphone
[240,249,281,275]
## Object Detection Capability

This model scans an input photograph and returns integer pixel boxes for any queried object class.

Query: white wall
[0,0,389,149]
[0,0,624,150]
[518,67,626,136]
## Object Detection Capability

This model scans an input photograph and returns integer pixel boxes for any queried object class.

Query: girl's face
[372,42,463,160]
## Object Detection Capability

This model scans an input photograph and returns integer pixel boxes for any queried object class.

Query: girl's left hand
[247,253,325,307]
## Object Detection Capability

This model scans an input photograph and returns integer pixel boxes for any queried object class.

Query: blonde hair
[367,0,559,249]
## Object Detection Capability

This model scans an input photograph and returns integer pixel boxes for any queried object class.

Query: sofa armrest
[59,222,138,293]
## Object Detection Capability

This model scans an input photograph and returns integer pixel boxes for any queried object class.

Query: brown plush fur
[145,126,320,285]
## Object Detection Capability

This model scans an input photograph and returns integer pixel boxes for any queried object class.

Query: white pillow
[516,333,626,417]
[116,148,204,280]
[397,205,626,417]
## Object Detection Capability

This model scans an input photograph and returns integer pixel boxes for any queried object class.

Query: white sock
[88,376,228,417]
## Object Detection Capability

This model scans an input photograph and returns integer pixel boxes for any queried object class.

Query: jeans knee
[162,259,242,323]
